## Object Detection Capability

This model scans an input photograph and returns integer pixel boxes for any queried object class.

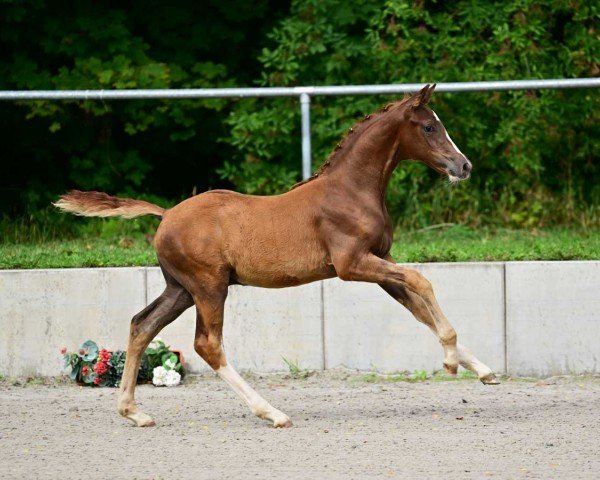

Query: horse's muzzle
[448,158,472,180]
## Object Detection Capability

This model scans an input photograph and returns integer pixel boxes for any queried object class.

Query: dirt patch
[1,372,599,479]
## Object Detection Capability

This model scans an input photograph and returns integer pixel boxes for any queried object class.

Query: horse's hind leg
[117,273,193,426]
[190,277,292,428]
[380,283,499,384]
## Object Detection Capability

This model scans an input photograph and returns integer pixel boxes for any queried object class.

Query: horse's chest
[363,213,393,257]
[374,232,393,257]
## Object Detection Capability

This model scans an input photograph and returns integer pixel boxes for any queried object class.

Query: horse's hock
[1,261,599,378]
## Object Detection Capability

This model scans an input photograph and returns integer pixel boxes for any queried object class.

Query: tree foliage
[0,0,598,230]
[224,0,599,227]
[0,0,288,214]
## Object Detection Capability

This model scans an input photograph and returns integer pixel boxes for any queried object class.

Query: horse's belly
[231,247,335,288]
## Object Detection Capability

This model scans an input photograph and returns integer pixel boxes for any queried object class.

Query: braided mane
[290,96,410,190]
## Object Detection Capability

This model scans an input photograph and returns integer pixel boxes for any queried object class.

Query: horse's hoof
[274,418,293,428]
[139,418,156,427]
[125,410,156,427]
[443,363,458,376]
[480,373,500,385]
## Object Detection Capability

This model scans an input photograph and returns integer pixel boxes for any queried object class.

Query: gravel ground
[1,372,599,479]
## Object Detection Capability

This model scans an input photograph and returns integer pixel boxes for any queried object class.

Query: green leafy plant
[354,369,484,383]
[60,338,184,387]
[412,370,428,382]
[79,340,99,362]
[145,338,183,374]
[282,357,312,379]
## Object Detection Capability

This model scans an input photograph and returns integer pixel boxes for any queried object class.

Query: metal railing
[2,78,599,180]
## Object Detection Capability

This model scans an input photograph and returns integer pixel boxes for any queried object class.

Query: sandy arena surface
[1,372,599,479]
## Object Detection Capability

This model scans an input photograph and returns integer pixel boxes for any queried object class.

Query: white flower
[153,366,180,387]
[152,366,168,386]
[164,369,181,387]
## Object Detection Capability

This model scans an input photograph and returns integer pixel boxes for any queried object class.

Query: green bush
[223,0,599,228]
[0,0,287,215]
[0,1,597,232]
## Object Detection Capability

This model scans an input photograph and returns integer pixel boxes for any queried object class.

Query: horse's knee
[404,270,433,294]
[335,263,355,281]
[194,334,225,370]
[333,255,362,281]
[439,326,457,346]
[193,334,212,356]
[131,310,147,326]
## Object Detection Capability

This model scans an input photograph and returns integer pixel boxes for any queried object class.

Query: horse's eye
[424,125,434,133]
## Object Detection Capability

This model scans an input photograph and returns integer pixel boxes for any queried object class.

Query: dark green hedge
[1,0,598,231]
[223,0,599,228]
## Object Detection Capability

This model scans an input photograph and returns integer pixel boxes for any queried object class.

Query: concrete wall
[323,264,505,373]
[1,262,598,377]
[506,262,600,376]
[0,268,145,377]
[146,268,324,374]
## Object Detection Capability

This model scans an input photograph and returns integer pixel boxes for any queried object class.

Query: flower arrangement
[61,338,184,387]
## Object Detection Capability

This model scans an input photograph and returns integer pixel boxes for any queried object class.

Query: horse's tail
[53,190,165,219]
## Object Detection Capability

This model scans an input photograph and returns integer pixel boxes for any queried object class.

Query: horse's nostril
[463,162,472,173]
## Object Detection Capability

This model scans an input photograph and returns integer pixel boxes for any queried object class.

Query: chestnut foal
[55,84,498,429]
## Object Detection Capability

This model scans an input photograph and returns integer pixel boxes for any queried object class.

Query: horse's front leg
[381,282,499,384]
[334,252,460,375]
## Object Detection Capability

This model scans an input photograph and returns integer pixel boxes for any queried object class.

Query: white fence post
[300,93,312,180]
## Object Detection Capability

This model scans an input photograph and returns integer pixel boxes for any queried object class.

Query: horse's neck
[325,117,402,202]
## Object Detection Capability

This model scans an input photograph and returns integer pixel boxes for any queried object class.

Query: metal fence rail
[1,78,598,179]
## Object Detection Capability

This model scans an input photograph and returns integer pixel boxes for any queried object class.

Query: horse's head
[400,84,472,182]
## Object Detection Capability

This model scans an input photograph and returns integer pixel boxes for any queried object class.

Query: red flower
[81,366,89,376]
[93,361,108,376]
[59,347,67,355]
[98,349,111,363]
[93,377,101,386]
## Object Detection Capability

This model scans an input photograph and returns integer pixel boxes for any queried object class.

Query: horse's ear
[424,83,436,103]
[410,83,436,108]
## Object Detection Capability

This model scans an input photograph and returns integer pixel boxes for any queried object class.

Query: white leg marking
[457,343,493,378]
[216,365,292,427]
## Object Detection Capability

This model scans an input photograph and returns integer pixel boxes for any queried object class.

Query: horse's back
[155,188,335,288]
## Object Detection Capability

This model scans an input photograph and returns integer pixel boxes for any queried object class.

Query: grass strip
[1,226,598,269]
